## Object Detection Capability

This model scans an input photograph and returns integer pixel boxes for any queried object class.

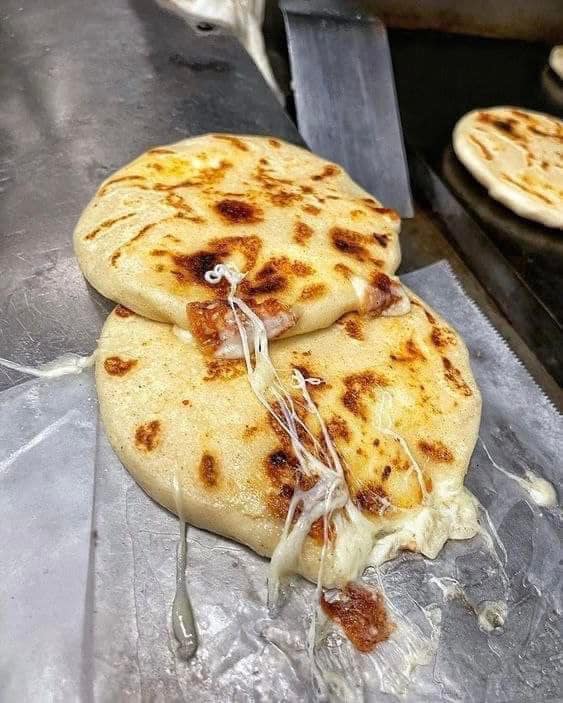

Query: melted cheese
[172,326,194,345]
[0,352,96,379]
[481,439,557,508]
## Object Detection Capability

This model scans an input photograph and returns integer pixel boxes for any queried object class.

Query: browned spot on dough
[418,440,454,463]
[214,198,263,224]
[294,220,314,245]
[204,358,245,381]
[182,399,192,406]
[135,420,161,452]
[321,583,394,652]
[411,299,437,324]
[327,415,351,442]
[269,189,302,207]
[243,425,259,439]
[103,356,137,376]
[265,448,300,487]
[431,326,457,350]
[84,213,136,241]
[373,232,389,247]
[382,465,391,479]
[268,138,281,148]
[469,135,493,160]
[302,204,320,215]
[334,263,353,279]
[299,283,327,301]
[311,164,340,181]
[148,148,175,154]
[390,338,426,363]
[342,371,387,420]
[115,305,133,318]
[330,227,374,262]
[212,134,249,151]
[343,317,364,340]
[442,357,473,396]
[354,483,389,514]
[242,257,312,297]
[110,251,121,266]
[172,251,222,286]
[501,173,554,205]
[300,185,314,194]
[150,249,167,256]
[166,192,192,212]
[199,453,219,487]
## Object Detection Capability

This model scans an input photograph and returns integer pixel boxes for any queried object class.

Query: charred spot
[373,438,380,447]
[212,134,249,151]
[330,227,372,262]
[418,440,454,463]
[493,118,517,134]
[430,326,456,349]
[243,424,259,439]
[390,338,426,363]
[311,164,340,181]
[343,317,364,340]
[110,251,121,266]
[300,185,314,194]
[321,583,394,652]
[103,356,137,376]
[259,157,268,165]
[302,204,320,215]
[294,220,314,245]
[327,415,351,442]
[165,192,193,213]
[371,271,392,292]
[334,263,353,279]
[204,358,245,381]
[135,420,161,452]
[354,483,389,514]
[442,357,473,396]
[382,465,391,480]
[269,189,301,207]
[172,250,223,286]
[342,371,387,420]
[268,138,281,148]
[210,234,261,270]
[373,232,389,247]
[84,213,135,241]
[265,448,299,486]
[299,283,327,301]
[242,257,312,297]
[215,198,263,224]
[182,399,192,406]
[199,452,219,487]
[308,516,336,544]
[115,305,133,318]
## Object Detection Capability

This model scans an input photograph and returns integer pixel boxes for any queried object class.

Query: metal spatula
[281,0,413,217]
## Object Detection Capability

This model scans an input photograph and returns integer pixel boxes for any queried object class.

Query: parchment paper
[1,262,561,702]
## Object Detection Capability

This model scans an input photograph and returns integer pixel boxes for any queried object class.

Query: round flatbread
[96,291,481,587]
[74,134,402,347]
[453,107,563,229]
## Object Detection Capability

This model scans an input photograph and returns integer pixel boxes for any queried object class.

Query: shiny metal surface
[0,0,297,391]
[282,2,414,217]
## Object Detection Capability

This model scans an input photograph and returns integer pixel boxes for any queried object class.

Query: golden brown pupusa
[95,287,481,586]
[75,134,402,343]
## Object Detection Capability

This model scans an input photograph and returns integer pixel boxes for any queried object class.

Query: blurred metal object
[359,0,563,43]
[160,0,284,101]
[282,0,413,217]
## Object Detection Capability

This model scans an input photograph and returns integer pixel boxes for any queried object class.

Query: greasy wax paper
[1,261,561,702]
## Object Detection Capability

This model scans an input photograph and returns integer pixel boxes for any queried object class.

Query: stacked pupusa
[75,134,481,587]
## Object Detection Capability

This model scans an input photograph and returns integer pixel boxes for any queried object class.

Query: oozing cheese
[0,352,96,379]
